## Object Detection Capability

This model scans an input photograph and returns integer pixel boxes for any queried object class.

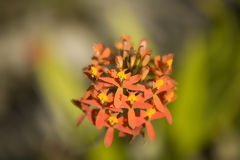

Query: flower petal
[124,84,145,91]
[81,99,101,108]
[133,101,152,109]
[96,109,105,129]
[99,77,119,86]
[76,114,85,127]
[104,127,114,147]
[154,56,161,68]
[150,112,165,120]
[135,116,145,127]
[144,88,153,100]
[86,109,95,124]
[153,94,165,112]
[114,87,123,108]
[118,132,127,137]
[93,43,104,56]
[105,107,123,113]
[164,107,172,124]
[101,48,111,58]
[127,74,141,84]
[145,121,155,141]
[128,108,136,129]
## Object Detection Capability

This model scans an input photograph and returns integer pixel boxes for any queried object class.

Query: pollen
[90,66,98,77]
[155,80,163,89]
[145,108,156,118]
[98,93,108,104]
[127,94,137,104]
[117,71,127,81]
[167,59,173,67]
[108,116,118,126]
[167,92,174,102]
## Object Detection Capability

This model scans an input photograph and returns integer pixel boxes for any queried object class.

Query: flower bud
[139,39,147,57]
[130,55,136,68]
[123,52,129,60]
[139,39,147,49]
[140,66,150,81]
[142,55,151,67]
[115,56,123,69]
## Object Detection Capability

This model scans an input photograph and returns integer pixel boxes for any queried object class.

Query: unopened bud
[139,39,147,49]
[130,55,136,68]
[139,39,147,57]
[142,55,151,67]
[93,43,103,57]
[140,66,150,81]
[135,57,141,67]
[115,56,123,69]
[123,40,128,50]
[123,52,129,60]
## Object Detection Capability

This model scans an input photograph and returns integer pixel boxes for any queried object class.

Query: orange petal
[93,43,103,56]
[108,69,117,78]
[127,74,141,84]
[118,132,127,137]
[115,42,123,50]
[162,53,173,63]
[99,77,119,86]
[114,87,123,108]
[104,127,114,147]
[76,114,85,127]
[135,116,145,127]
[144,88,153,100]
[86,109,94,124]
[105,106,123,113]
[145,121,155,141]
[153,94,164,112]
[96,109,105,129]
[128,108,136,129]
[83,86,94,99]
[81,99,101,108]
[133,101,152,109]
[151,112,165,120]
[154,56,161,68]
[164,107,172,124]
[101,48,111,58]
[107,93,114,102]
[92,90,98,98]
[124,84,145,91]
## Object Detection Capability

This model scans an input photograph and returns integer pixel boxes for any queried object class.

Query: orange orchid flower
[72,35,177,147]
[104,114,132,147]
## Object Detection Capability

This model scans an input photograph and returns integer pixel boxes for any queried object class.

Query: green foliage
[168,6,240,158]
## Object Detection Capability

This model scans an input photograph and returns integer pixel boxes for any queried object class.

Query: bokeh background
[1,0,240,160]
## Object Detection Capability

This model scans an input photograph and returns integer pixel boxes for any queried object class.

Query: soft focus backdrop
[0,0,240,160]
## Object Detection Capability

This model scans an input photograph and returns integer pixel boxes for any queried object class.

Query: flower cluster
[72,35,176,147]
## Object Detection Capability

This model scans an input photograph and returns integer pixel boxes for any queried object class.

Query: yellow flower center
[107,116,118,126]
[167,59,173,67]
[145,108,156,118]
[155,80,163,89]
[127,94,137,104]
[90,66,98,77]
[167,92,174,102]
[117,71,127,81]
[97,93,108,104]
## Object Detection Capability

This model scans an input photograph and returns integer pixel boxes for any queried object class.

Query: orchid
[72,36,177,147]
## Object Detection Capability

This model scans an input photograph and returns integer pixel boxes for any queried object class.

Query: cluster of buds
[72,35,176,147]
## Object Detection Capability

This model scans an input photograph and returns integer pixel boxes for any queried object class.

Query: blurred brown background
[0,0,240,160]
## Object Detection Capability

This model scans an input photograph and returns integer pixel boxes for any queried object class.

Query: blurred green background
[0,0,240,160]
